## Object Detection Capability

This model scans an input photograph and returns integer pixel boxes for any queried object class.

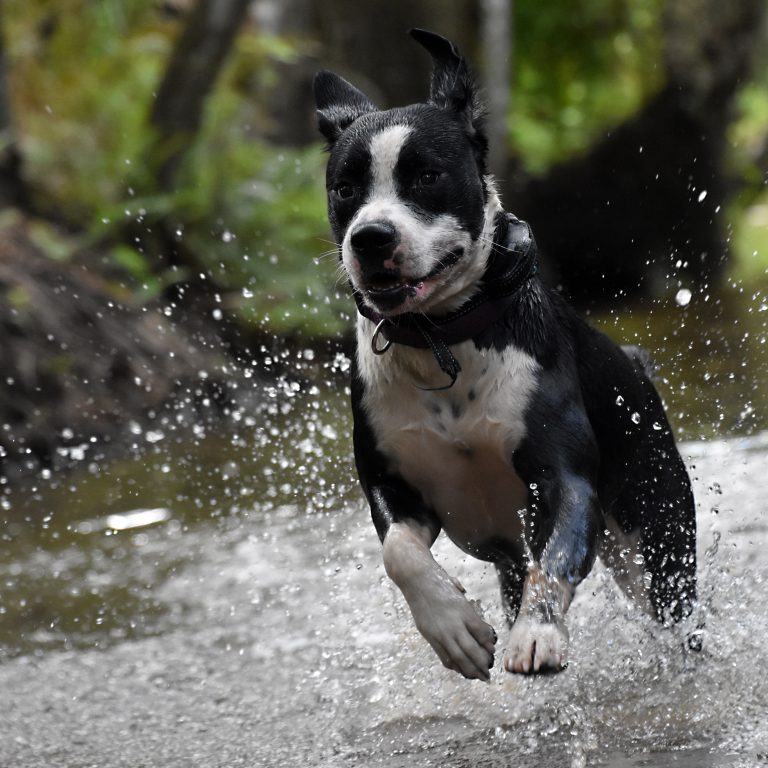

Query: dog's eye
[417,171,441,187]
[333,183,356,200]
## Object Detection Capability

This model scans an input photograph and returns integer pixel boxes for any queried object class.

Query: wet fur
[315,29,697,679]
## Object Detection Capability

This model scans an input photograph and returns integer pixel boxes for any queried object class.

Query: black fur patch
[324,106,486,245]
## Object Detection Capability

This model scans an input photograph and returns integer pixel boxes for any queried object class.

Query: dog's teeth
[368,276,406,295]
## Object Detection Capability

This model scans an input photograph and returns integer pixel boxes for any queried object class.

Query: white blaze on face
[341,124,414,282]
[369,124,412,201]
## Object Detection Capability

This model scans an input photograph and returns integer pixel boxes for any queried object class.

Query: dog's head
[314,29,499,317]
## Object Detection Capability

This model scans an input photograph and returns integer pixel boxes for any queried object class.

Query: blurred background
[1,3,768,766]
[0,0,767,464]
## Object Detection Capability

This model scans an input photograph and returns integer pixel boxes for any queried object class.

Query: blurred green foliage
[3,0,767,339]
[729,82,768,198]
[8,0,167,222]
[511,0,665,172]
[5,0,346,337]
[727,80,768,283]
[511,0,768,287]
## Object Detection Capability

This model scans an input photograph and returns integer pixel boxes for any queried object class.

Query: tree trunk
[149,0,252,191]
[0,3,27,210]
[480,0,512,180]
[134,0,251,275]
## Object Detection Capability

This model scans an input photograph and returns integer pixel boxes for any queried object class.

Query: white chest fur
[358,320,539,555]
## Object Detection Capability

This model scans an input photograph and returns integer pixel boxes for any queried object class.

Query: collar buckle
[371,319,393,355]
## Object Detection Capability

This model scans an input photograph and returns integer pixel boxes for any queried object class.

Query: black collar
[354,213,538,389]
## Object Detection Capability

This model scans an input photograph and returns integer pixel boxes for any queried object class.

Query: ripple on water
[1,415,767,767]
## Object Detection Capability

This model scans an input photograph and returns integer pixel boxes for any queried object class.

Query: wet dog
[314,29,697,679]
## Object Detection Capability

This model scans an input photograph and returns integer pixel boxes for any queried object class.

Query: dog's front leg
[352,374,496,680]
[506,423,602,674]
[381,518,497,680]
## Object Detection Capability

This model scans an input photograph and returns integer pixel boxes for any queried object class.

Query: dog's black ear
[409,28,484,134]
[313,70,377,144]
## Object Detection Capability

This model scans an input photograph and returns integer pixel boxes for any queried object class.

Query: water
[1,286,768,767]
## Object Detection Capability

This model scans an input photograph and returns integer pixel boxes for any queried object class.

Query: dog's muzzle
[350,221,399,270]
[349,220,414,308]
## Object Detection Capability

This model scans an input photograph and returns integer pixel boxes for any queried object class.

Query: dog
[313,29,697,679]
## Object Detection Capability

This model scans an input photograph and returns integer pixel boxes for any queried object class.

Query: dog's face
[315,30,494,316]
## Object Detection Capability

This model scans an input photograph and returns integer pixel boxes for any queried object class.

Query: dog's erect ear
[409,28,484,134]
[313,70,377,144]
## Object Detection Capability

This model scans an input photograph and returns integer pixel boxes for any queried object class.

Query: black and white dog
[314,29,697,679]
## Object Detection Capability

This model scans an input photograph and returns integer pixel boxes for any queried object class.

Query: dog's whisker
[332,263,349,288]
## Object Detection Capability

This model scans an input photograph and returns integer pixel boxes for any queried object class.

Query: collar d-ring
[371,318,393,355]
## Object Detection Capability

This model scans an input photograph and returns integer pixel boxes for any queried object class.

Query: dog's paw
[503,616,568,674]
[409,587,497,681]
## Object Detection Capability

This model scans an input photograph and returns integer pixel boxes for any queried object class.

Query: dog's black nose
[350,221,398,257]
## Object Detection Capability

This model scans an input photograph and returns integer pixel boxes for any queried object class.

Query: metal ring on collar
[371,319,393,355]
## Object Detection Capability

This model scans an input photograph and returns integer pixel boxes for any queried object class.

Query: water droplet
[616,395,624,406]
[676,288,692,307]
[320,424,338,440]
[705,530,721,563]
[697,190,707,202]
[630,412,641,424]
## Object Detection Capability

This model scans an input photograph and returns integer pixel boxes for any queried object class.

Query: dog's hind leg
[601,434,697,626]
[599,509,653,615]
[640,447,697,625]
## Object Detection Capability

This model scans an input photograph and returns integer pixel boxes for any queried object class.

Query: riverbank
[0,214,259,479]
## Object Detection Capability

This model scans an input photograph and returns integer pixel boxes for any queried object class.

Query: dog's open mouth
[364,248,464,309]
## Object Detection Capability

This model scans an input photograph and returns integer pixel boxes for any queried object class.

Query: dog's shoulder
[472,280,575,369]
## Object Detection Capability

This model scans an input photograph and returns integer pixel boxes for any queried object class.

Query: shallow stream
[1,286,767,767]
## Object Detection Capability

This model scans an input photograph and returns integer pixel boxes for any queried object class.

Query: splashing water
[1,289,767,766]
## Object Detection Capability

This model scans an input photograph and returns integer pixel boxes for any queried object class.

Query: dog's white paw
[408,585,497,681]
[503,616,568,674]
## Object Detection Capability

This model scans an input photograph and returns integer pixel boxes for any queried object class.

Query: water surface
[1,287,767,767]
